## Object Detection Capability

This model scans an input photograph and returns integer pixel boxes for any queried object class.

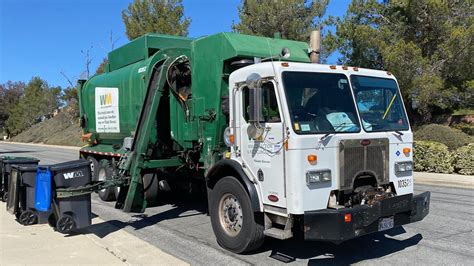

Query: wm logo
[63,171,85,180]
[99,93,112,106]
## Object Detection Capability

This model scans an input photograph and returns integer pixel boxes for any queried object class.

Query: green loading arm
[119,51,187,213]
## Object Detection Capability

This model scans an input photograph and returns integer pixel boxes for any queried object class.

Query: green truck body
[78,32,310,210]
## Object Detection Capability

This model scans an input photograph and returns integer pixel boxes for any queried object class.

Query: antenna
[266,39,278,78]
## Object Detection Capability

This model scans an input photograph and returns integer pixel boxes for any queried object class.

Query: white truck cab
[220,61,430,245]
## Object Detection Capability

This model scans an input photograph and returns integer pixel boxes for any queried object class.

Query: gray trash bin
[6,165,54,225]
[1,156,39,202]
[50,160,92,234]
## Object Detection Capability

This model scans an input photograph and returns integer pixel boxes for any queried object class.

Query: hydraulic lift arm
[119,51,188,213]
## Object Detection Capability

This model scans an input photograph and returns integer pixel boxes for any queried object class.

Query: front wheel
[209,176,265,253]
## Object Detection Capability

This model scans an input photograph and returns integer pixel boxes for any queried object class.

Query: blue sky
[0,0,350,88]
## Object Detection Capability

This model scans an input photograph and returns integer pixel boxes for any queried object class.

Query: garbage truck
[74,32,430,253]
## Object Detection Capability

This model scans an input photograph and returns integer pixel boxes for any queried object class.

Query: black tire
[97,160,116,201]
[56,214,75,234]
[209,176,265,253]
[143,173,159,206]
[2,192,8,202]
[114,186,121,200]
[19,210,37,226]
[86,156,99,182]
[48,214,57,228]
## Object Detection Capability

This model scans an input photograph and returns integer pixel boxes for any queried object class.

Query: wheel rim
[20,211,36,225]
[89,159,95,174]
[58,217,74,233]
[98,168,107,193]
[218,193,243,237]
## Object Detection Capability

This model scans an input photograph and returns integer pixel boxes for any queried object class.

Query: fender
[206,159,261,212]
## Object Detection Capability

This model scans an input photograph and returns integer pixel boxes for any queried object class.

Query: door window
[242,82,281,123]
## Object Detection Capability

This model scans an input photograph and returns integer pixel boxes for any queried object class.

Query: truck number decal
[397,178,412,188]
[95,87,120,133]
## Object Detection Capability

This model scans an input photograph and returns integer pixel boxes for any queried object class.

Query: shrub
[453,144,474,175]
[453,123,474,136]
[414,124,473,150]
[414,141,454,173]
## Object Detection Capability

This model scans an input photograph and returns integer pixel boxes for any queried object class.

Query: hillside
[11,111,83,147]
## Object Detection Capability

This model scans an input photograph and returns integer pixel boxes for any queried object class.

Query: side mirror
[246,73,265,140]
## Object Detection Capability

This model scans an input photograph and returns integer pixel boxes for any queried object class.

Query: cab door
[238,80,287,208]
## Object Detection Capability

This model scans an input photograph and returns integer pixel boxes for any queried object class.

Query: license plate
[378,216,394,231]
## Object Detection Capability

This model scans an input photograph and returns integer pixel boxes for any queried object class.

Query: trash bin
[6,165,53,225]
[0,156,39,202]
[50,160,92,234]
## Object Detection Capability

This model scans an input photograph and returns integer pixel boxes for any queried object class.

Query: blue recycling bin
[35,166,52,212]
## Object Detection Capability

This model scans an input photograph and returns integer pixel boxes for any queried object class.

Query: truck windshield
[351,75,409,132]
[282,72,360,134]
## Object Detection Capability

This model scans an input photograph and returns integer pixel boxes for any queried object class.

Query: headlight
[395,161,413,174]
[306,170,331,185]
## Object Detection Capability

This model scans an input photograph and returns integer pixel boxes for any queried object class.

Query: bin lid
[11,164,39,172]
[1,157,39,164]
[49,159,91,171]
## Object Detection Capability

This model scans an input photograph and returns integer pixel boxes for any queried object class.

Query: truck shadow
[258,227,423,264]
[84,194,424,264]
[85,193,209,238]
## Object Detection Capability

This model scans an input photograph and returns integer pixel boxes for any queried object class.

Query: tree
[0,81,25,136]
[0,81,25,126]
[6,77,61,135]
[232,0,329,42]
[122,0,191,40]
[325,0,473,122]
[95,58,108,75]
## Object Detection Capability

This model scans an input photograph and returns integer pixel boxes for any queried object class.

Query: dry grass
[11,112,83,147]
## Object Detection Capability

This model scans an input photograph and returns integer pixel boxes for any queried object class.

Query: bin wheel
[2,192,8,202]
[56,215,75,234]
[48,215,57,228]
[19,210,38,226]
[97,160,116,201]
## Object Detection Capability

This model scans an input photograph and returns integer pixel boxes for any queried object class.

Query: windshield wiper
[394,130,404,136]
[382,94,397,119]
[320,132,333,142]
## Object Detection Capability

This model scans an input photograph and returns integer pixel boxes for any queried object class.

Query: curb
[0,141,82,150]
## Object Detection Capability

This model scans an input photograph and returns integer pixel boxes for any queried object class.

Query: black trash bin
[6,165,54,225]
[50,159,92,234]
[0,156,39,202]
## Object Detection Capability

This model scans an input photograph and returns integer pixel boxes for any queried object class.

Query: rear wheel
[209,176,265,253]
[86,156,99,182]
[143,173,159,206]
[97,160,116,201]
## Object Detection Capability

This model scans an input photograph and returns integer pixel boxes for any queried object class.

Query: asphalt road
[1,141,473,265]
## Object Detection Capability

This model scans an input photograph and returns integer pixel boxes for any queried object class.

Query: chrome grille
[339,139,389,190]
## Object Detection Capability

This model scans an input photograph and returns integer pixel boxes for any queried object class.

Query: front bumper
[304,191,430,242]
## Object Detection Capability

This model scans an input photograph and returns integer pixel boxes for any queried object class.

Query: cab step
[264,227,293,240]
[264,213,293,240]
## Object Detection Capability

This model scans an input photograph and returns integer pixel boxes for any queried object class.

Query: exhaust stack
[310,30,321,64]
